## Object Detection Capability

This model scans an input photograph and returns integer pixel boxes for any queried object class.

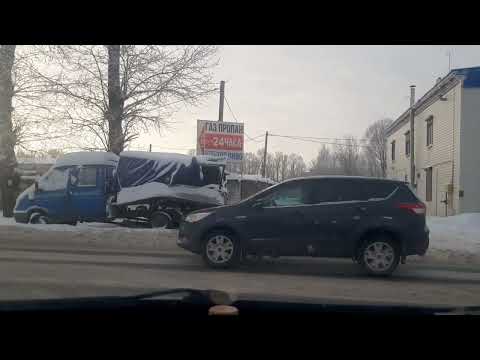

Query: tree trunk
[107,45,124,155]
[0,45,17,217]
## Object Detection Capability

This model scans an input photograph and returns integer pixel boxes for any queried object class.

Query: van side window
[77,167,97,187]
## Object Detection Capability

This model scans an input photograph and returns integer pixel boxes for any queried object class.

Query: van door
[68,166,107,222]
[34,167,70,222]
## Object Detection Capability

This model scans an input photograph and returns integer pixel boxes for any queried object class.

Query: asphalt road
[0,236,479,307]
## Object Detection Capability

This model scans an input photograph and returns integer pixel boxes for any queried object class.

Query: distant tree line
[241,119,393,181]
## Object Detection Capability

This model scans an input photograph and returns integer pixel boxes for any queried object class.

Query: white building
[386,66,480,216]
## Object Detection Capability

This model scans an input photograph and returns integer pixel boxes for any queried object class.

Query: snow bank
[226,173,276,185]
[55,152,119,167]
[196,155,227,166]
[120,151,192,165]
[424,213,480,263]
[116,182,224,206]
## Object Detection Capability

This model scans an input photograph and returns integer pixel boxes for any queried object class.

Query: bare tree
[272,152,284,182]
[31,45,219,154]
[364,118,393,178]
[0,45,18,217]
[287,153,306,179]
[309,145,340,175]
[280,153,289,181]
[334,136,361,176]
[242,152,261,175]
[11,47,74,155]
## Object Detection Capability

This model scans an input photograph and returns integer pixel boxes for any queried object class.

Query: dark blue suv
[178,176,429,276]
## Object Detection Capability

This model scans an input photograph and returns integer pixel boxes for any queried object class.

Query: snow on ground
[0,214,177,252]
[423,213,480,264]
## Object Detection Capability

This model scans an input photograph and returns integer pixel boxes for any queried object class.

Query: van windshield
[37,167,68,191]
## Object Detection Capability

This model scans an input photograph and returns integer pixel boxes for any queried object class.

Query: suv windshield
[1,45,479,310]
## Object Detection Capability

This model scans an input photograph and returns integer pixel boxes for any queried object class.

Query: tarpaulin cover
[115,151,226,206]
[118,152,205,188]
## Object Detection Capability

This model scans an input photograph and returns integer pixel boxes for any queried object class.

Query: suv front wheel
[202,230,241,269]
[358,235,400,276]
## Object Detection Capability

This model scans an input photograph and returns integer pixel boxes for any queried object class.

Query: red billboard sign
[197,120,244,163]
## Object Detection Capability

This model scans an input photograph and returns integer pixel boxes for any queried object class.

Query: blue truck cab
[14,152,119,224]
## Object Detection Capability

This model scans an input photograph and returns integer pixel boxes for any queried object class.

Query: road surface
[0,227,479,307]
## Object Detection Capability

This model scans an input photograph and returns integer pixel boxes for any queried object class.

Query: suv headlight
[185,212,212,223]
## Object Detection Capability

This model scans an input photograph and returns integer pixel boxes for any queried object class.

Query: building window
[405,131,411,156]
[426,117,433,146]
[426,167,433,202]
[391,141,395,161]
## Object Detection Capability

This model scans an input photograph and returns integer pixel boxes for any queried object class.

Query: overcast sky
[135,45,480,163]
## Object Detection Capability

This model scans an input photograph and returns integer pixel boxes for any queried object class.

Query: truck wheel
[202,230,241,269]
[151,211,172,229]
[358,235,400,277]
[29,212,49,225]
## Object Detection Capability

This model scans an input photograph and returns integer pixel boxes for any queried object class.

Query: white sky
[134,45,480,163]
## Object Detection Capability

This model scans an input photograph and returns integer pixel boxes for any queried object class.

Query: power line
[224,96,239,123]
[245,133,264,143]
[269,134,372,149]
[269,133,368,142]
[224,94,263,144]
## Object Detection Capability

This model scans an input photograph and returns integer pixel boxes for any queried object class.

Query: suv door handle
[357,206,367,212]
[292,210,305,217]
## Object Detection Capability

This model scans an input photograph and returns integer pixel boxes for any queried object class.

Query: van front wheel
[29,212,49,225]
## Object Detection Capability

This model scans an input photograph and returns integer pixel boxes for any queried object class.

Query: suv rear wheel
[358,235,400,276]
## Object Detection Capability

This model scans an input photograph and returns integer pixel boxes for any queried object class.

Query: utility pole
[410,85,416,187]
[149,144,152,152]
[218,80,225,122]
[262,131,268,178]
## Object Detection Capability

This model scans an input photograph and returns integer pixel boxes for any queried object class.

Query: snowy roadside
[419,213,480,265]
[0,215,179,252]
[0,213,479,265]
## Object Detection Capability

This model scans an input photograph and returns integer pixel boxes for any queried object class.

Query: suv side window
[265,182,310,207]
[361,181,398,200]
[309,179,365,203]
[332,180,366,202]
[309,180,339,203]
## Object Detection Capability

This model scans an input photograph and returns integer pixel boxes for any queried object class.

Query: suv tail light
[396,202,426,215]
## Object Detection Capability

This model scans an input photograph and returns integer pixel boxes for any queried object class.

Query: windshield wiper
[129,288,234,305]
[435,306,480,315]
